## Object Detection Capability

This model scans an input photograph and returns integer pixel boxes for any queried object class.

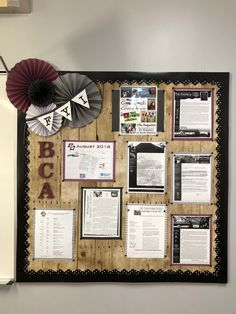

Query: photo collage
[120,86,157,135]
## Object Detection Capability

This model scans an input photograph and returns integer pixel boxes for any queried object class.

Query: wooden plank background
[27,81,218,273]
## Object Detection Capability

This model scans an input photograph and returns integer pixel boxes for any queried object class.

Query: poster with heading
[172,215,211,265]
[173,88,213,139]
[63,140,115,181]
[119,86,157,135]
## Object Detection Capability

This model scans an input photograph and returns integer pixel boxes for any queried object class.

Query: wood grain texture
[27,82,218,273]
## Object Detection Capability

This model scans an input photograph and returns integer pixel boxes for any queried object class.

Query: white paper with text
[82,188,121,238]
[34,209,75,260]
[126,204,167,258]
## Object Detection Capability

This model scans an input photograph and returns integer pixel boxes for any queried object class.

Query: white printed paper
[81,188,121,238]
[173,153,212,203]
[126,204,167,258]
[173,89,213,139]
[64,141,115,181]
[137,152,165,186]
[181,163,211,202]
[180,98,211,131]
[34,209,75,260]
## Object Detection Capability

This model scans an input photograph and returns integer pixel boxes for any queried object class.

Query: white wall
[0,74,16,284]
[0,0,235,313]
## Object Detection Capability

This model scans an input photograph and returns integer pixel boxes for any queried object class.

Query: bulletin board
[16,71,229,283]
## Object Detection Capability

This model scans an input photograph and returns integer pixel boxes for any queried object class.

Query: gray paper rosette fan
[53,73,102,128]
[26,103,63,137]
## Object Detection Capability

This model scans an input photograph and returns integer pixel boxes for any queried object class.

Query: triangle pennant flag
[55,101,72,121]
[37,112,54,132]
[72,89,90,108]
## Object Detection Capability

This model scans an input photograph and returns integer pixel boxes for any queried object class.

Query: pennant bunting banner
[36,89,90,130]
[55,102,72,121]
[37,112,54,132]
[72,89,90,108]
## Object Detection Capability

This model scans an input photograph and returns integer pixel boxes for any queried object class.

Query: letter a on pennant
[37,112,54,132]
[72,89,90,108]
[55,102,72,121]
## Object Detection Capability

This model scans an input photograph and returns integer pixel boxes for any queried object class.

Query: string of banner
[0,56,103,135]
[26,89,89,132]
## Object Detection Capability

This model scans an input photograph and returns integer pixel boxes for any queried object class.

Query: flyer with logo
[63,140,115,181]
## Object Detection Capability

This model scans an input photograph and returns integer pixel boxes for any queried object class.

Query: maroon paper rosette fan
[6,58,58,112]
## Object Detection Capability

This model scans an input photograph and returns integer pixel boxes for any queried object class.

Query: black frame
[16,72,229,283]
[80,187,122,239]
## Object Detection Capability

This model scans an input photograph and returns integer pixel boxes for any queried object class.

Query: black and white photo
[127,142,166,193]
